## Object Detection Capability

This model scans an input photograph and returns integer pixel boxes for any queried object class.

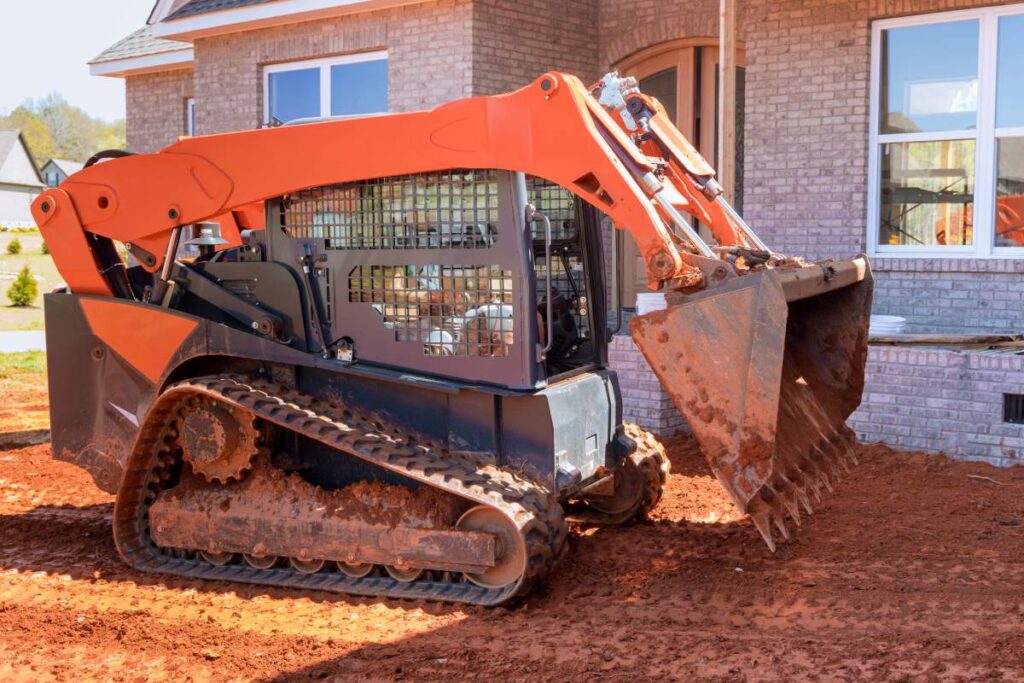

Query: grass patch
[0,230,61,331]
[0,350,46,381]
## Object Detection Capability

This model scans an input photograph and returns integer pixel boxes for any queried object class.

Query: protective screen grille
[527,177,577,241]
[281,170,500,249]
[348,265,513,356]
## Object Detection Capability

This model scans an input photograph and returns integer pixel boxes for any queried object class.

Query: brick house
[90,0,1024,465]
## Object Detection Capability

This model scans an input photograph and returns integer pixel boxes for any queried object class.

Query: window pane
[330,59,388,116]
[639,67,678,124]
[879,140,975,246]
[268,67,320,123]
[996,138,1024,247]
[997,16,1024,129]
[880,20,978,134]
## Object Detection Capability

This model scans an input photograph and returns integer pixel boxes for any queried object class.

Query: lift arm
[32,71,758,297]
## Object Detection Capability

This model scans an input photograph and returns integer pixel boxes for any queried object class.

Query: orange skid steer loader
[33,72,871,605]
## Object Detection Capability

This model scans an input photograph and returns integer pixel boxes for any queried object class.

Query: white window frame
[261,50,388,124]
[868,4,1024,259]
[185,97,196,136]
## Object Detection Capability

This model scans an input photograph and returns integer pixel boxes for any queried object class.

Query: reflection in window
[880,20,979,134]
[264,53,388,124]
[997,16,1024,129]
[330,59,388,116]
[880,140,974,247]
[267,67,320,123]
[639,68,678,125]
[996,138,1024,247]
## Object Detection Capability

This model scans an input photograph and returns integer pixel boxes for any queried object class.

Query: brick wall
[851,345,1024,467]
[742,0,1024,334]
[871,259,1024,332]
[598,0,738,67]
[471,0,599,95]
[125,68,193,153]
[608,335,684,434]
[191,0,473,135]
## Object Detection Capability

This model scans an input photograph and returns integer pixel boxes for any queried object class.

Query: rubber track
[113,375,568,606]
[567,424,670,526]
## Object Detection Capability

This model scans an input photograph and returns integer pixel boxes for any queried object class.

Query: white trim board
[867,3,1024,260]
[153,0,425,40]
[90,49,195,78]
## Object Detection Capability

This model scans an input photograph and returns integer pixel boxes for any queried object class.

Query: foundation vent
[1003,393,1024,424]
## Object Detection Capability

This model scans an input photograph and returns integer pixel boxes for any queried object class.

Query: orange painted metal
[997,195,1024,247]
[34,72,745,294]
[32,189,115,297]
[80,298,198,382]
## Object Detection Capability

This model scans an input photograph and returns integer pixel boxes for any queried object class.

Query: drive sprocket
[178,395,259,483]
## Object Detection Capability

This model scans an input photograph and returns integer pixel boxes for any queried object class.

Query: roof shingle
[90,25,189,64]
[167,0,279,20]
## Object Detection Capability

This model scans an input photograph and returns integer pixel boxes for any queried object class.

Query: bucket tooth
[776,486,802,526]
[750,514,776,552]
[793,486,814,516]
[773,514,791,541]
[814,463,835,494]
[798,467,823,502]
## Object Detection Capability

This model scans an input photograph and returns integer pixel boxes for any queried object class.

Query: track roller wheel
[243,554,279,570]
[290,558,326,574]
[456,505,527,589]
[337,561,374,578]
[201,550,235,566]
[385,565,424,583]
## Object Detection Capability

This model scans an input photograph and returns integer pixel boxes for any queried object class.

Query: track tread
[113,374,567,606]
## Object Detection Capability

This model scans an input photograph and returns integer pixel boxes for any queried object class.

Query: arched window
[614,39,746,307]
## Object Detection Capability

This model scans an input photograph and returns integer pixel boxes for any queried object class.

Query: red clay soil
[0,378,48,445]
[1,433,1023,681]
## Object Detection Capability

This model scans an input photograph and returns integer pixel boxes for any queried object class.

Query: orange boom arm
[32,72,756,298]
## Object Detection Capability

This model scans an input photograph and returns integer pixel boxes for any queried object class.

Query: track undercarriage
[115,375,666,606]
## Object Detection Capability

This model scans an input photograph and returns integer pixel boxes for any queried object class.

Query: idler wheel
[456,505,526,589]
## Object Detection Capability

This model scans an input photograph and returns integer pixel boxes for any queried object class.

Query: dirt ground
[1,384,1024,681]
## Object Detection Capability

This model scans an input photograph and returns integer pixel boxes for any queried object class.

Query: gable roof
[167,0,277,20]
[42,158,85,177]
[0,131,44,188]
[89,25,194,77]
[91,25,188,64]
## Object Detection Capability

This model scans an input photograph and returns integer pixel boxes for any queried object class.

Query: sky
[0,1,154,122]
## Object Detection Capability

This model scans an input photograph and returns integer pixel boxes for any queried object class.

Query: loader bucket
[629,258,873,550]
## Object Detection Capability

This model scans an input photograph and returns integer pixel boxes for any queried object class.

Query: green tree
[40,241,49,255]
[0,107,54,163]
[0,92,126,165]
[7,265,38,307]
[7,237,22,255]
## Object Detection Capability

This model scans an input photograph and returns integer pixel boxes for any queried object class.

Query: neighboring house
[0,130,44,228]
[40,158,85,187]
[90,0,1024,466]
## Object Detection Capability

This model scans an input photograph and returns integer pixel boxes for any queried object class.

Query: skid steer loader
[32,72,871,605]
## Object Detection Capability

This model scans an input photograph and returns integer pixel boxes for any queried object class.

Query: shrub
[6,237,21,255]
[40,241,49,255]
[7,265,38,307]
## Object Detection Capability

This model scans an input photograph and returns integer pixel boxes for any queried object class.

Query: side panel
[45,294,199,492]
